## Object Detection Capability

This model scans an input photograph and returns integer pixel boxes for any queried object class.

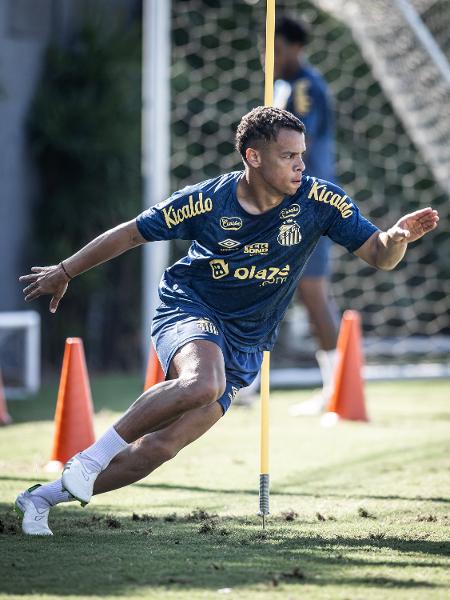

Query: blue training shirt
[274,63,335,182]
[136,172,378,352]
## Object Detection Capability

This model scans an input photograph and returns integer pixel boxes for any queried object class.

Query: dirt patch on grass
[0,514,19,535]
[358,507,376,519]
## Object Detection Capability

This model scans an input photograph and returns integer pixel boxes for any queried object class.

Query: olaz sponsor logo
[280,204,300,220]
[209,259,290,286]
[234,264,290,286]
[243,243,269,255]
[220,216,242,231]
[163,193,212,229]
[308,181,353,218]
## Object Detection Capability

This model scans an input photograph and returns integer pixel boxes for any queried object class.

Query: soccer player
[16,107,438,535]
[273,16,339,415]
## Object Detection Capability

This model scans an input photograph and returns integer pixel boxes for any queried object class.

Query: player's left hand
[388,207,439,244]
[19,264,69,313]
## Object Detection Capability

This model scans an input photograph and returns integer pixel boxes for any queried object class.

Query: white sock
[316,349,337,403]
[30,479,73,508]
[81,426,128,471]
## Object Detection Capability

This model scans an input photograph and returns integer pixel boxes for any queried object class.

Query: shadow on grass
[1,477,448,506]
[277,441,447,488]
[133,481,450,504]
[1,504,447,596]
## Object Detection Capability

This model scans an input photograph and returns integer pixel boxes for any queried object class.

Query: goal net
[0,311,41,397]
[169,0,449,378]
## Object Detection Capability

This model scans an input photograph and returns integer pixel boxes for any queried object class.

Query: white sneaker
[289,391,328,417]
[15,484,53,536]
[62,453,100,505]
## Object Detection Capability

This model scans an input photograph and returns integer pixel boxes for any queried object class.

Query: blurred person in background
[238,16,339,412]
[278,16,339,415]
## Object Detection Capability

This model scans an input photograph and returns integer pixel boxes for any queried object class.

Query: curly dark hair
[235,106,305,161]
[275,16,310,46]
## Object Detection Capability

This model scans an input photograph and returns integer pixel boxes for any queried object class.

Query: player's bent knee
[180,375,225,410]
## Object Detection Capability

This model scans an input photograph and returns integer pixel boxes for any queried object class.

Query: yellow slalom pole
[259,0,276,529]
[264,0,276,107]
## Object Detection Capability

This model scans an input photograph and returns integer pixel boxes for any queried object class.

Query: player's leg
[290,238,339,416]
[114,339,226,441]
[297,275,339,351]
[94,401,223,494]
[16,338,226,533]
[16,310,261,534]
[15,390,222,536]
[93,341,225,493]
[60,339,225,502]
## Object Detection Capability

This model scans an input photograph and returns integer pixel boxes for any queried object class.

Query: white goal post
[0,311,41,397]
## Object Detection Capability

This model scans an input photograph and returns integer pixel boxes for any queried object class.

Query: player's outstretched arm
[19,219,146,313]
[355,207,439,271]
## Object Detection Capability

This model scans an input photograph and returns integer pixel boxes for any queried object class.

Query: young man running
[16,107,438,535]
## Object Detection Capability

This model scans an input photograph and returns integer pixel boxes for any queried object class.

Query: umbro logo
[218,239,240,250]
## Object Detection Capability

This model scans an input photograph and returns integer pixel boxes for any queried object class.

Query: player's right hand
[19,265,69,313]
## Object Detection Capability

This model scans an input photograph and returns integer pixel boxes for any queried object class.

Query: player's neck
[237,172,285,215]
[281,55,304,80]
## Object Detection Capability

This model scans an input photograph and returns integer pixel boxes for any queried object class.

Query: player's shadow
[1,504,447,596]
[132,480,450,504]
[2,475,447,505]
[129,440,450,504]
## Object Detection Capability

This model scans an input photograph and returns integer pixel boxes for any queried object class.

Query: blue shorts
[301,236,332,278]
[151,303,263,414]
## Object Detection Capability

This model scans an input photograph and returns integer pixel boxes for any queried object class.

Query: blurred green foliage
[28,23,142,371]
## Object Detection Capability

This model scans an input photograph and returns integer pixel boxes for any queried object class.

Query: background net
[0,329,24,388]
[170,0,449,369]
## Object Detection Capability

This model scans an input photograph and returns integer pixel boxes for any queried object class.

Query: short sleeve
[326,195,378,253]
[136,187,213,242]
[308,179,379,253]
[327,207,379,253]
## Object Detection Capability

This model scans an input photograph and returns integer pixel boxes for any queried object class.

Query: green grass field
[1,376,449,599]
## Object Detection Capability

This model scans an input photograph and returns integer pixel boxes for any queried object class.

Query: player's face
[258,128,306,196]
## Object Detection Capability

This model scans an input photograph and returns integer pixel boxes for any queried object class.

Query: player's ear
[245,147,261,168]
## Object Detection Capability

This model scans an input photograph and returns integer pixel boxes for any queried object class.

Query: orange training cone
[144,343,165,391]
[46,338,95,471]
[323,310,368,424]
[0,368,12,426]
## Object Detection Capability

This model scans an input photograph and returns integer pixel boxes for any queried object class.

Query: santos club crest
[277,220,302,246]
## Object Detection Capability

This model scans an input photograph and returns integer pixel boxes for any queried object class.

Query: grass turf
[0,376,449,599]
